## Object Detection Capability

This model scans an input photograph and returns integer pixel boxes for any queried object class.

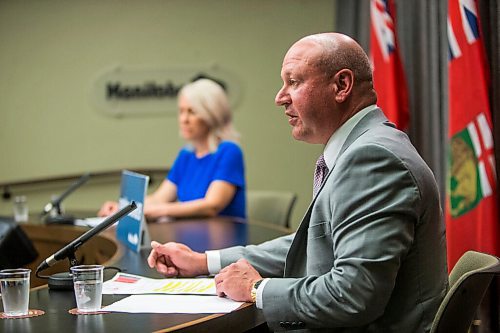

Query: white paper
[102,273,216,295]
[102,294,244,313]
[74,217,107,227]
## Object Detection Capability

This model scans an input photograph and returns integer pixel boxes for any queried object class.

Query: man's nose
[275,87,288,106]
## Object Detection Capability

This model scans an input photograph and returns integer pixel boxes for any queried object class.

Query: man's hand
[214,259,262,302]
[147,241,209,277]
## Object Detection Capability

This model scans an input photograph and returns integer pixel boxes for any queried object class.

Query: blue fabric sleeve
[213,142,245,188]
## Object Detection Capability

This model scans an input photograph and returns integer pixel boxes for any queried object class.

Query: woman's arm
[144,180,237,218]
[145,179,178,205]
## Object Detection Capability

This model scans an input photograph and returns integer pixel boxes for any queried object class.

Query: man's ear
[333,69,354,103]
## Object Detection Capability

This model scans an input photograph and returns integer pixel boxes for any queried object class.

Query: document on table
[102,294,244,314]
[102,272,216,295]
[74,217,107,227]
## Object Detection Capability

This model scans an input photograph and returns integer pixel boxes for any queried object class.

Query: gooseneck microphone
[40,172,91,224]
[36,201,137,290]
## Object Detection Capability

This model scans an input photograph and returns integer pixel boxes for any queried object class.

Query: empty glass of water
[13,196,29,223]
[70,265,104,313]
[0,268,31,316]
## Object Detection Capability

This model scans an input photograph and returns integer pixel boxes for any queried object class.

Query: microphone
[36,201,137,290]
[41,172,91,224]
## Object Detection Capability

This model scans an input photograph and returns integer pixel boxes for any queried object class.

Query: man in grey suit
[147,32,448,332]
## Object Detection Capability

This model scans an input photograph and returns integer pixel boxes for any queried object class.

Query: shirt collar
[323,104,377,169]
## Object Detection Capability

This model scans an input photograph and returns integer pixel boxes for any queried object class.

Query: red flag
[446,0,500,270]
[370,0,409,130]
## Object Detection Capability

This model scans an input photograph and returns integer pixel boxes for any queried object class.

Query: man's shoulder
[339,125,434,181]
[347,123,413,156]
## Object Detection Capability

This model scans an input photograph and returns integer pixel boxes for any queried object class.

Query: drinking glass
[70,265,104,313]
[0,268,31,316]
[13,196,29,223]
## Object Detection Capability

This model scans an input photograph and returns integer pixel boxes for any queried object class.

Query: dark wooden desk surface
[0,217,292,333]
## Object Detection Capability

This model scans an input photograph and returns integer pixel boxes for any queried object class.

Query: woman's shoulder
[218,140,242,153]
[217,141,243,155]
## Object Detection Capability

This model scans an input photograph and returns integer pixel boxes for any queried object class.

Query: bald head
[298,33,373,86]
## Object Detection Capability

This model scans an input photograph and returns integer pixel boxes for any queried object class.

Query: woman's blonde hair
[179,78,240,151]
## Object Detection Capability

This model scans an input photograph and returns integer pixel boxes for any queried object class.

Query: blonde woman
[99,79,246,219]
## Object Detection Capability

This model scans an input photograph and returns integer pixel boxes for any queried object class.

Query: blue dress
[167,141,246,219]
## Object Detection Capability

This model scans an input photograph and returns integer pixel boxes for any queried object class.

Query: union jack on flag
[459,0,480,43]
[371,0,395,61]
[369,0,409,130]
[448,0,480,60]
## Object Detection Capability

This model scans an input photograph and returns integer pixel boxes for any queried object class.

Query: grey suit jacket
[220,109,448,332]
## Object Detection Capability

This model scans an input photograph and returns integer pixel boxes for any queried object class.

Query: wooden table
[0,217,291,332]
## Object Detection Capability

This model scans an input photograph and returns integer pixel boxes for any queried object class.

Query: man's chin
[291,130,324,144]
[291,128,310,142]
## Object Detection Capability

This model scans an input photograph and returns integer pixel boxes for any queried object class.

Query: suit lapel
[284,197,313,277]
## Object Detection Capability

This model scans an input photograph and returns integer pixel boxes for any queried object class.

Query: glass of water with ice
[0,268,31,317]
[70,265,104,313]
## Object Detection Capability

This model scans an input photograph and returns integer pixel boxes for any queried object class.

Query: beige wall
[0,0,334,228]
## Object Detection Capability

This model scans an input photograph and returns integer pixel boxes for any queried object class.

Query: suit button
[298,321,305,328]
[291,322,299,328]
[279,321,285,327]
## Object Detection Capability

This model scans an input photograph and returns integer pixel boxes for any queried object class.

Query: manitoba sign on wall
[90,65,242,117]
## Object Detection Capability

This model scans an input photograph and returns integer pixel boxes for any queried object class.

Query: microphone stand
[41,172,91,225]
[36,202,137,290]
[47,252,79,290]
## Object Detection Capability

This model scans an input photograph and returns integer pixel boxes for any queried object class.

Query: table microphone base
[48,272,74,290]
[45,215,75,225]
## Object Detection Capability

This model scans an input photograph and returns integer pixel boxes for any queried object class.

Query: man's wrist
[197,252,209,276]
[205,250,221,275]
[250,279,264,303]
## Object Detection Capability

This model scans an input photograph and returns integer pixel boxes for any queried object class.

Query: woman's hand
[97,201,118,217]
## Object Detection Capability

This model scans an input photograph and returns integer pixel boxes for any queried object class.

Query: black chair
[430,250,500,333]
[0,217,38,269]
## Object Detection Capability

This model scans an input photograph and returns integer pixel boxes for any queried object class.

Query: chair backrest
[246,190,297,228]
[430,251,500,333]
[0,217,38,270]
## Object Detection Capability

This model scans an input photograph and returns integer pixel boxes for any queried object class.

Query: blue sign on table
[116,170,149,252]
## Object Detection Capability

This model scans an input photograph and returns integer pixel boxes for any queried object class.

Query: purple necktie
[313,154,329,197]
